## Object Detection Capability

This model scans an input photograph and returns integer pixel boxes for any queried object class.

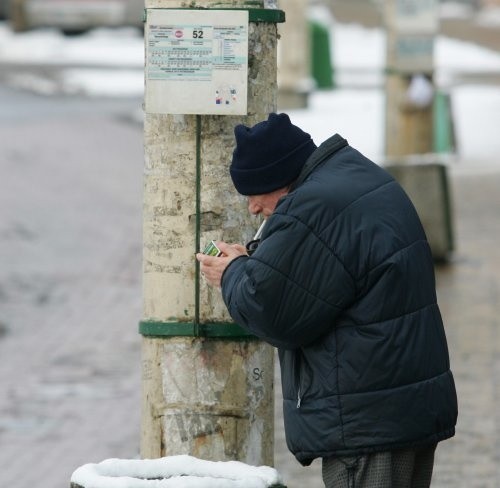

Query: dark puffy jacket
[222,134,458,465]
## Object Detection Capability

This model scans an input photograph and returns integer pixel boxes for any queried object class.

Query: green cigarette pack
[202,240,222,257]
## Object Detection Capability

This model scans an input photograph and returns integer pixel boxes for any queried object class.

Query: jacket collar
[290,134,348,191]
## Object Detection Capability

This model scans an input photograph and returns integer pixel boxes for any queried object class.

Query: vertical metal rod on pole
[194,115,202,335]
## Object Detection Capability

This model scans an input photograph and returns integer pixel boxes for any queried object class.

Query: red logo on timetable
[175,30,183,38]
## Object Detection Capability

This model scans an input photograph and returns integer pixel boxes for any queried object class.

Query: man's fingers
[231,243,248,254]
[196,242,246,288]
[196,253,217,265]
[217,241,246,257]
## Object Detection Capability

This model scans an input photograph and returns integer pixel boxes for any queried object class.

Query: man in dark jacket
[196,113,458,488]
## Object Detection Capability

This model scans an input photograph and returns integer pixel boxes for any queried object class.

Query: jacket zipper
[295,351,302,408]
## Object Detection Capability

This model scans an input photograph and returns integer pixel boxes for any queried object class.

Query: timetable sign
[145,9,249,115]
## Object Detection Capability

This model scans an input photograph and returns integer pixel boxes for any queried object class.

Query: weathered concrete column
[385,74,434,156]
[141,0,284,466]
[277,0,312,109]
[383,1,454,261]
[384,0,438,157]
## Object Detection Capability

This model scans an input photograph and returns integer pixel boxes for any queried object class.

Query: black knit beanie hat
[230,113,317,196]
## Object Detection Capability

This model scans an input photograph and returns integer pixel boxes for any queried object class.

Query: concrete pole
[8,0,28,31]
[141,0,283,466]
[383,1,454,261]
[277,0,311,109]
[385,75,434,157]
[384,0,438,158]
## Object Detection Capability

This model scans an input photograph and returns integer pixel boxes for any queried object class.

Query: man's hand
[196,241,247,288]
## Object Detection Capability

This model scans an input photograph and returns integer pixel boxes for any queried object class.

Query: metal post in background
[384,0,454,261]
[384,0,439,157]
[277,0,313,109]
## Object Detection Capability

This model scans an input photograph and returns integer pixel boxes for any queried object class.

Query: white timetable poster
[145,9,249,115]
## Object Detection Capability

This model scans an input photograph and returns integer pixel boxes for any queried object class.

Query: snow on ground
[0,25,143,67]
[1,9,500,166]
[295,17,500,166]
[71,455,283,488]
[288,89,384,162]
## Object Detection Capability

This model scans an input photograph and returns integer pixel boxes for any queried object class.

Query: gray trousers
[322,445,436,488]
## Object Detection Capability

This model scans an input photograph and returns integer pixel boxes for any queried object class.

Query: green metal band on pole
[143,8,285,24]
[139,320,258,339]
[239,8,285,23]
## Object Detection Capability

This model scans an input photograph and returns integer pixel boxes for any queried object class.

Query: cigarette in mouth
[253,220,266,240]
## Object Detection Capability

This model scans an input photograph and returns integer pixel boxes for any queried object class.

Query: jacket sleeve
[221,213,356,349]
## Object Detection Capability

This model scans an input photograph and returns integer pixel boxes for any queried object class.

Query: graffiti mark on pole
[174,413,223,443]
[253,368,263,381]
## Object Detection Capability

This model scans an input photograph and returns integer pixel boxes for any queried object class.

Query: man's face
[247,187,289,218]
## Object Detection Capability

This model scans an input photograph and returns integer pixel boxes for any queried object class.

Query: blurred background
[1,0,500,487]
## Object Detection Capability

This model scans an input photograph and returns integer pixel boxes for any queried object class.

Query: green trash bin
[433,89,456,154]
[71,455,287,488]
[310,20,334,89]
